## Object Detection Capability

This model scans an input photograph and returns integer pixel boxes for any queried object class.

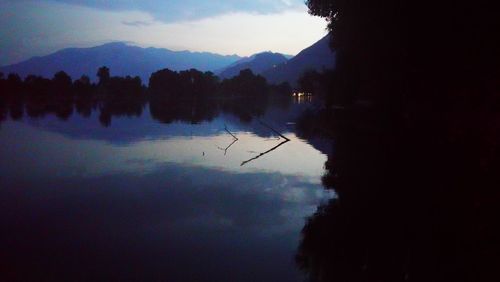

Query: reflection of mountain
[0,42,242,83]
[217,52,289,79]
[262,34,336,86]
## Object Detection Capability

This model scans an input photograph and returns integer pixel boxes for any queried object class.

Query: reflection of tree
[295,110,500,282]
[149,98,218,125]
[295,2,500,279]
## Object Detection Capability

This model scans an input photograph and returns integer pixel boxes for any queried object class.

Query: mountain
[0,42,242,83]
[217,52,289,79]
[262,34,335,87]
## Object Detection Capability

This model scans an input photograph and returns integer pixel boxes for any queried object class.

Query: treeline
[0,67,145,126]
[148,68,290,99]
[0,67,291,126]
[148,68,291,123]
[0,66,290,100]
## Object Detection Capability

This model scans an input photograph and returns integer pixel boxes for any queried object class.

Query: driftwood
[258,120,290,141]
[224,125,238,140]
[240,120,290,166]
[217,125,239,156]
[240,138,289,166]
[217,138,238,156]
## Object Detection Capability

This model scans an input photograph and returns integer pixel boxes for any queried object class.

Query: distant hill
[262,34,335,87]
[217,52,289,79]
[0,42,242,83]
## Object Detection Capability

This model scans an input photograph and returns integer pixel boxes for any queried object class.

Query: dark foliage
[218,69,268,98]
[0,66,291,127]
[149,68,218,100]
[296,1,500,281]
[0,67,145,125]
[97,66,110,86]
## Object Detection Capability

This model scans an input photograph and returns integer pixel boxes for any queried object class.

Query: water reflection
[0,121,326,179]
[293,94,313,104]
[0,100,332,281]
[1,163,331,281]
[294,107,498,282]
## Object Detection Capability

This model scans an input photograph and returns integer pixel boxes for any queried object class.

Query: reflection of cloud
[0,121,333,235]
[121,20,152,27]
[0,146,333,280]
[0,122,327,180]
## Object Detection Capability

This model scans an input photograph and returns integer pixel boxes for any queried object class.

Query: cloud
[0,0,327,65]
[121,20,153,27]
[46,0,307,22]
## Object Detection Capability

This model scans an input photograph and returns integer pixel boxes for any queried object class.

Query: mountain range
[0,35,335,86]
[0,43,242,83]
[262,34,335,86]
[216,34,335,86]
[217,52,289,79]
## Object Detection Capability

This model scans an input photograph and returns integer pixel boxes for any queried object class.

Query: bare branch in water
[258,120,290,141]
[241,139,290,166]
[217,138,238,156]
[224,124,238,140]
[264,137,281,141]
[216,125,238,156]
[240,119,291,166]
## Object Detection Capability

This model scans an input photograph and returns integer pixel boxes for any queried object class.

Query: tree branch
[224,124,238,140]
[258,120,290,141]
[217,138,238,156]
[240,139,290,166]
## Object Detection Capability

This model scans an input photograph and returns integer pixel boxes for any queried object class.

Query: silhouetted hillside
[263,34,335,86]
[217,52,289,79]
[0,42,242,83]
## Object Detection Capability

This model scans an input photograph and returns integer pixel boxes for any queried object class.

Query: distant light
[292,92,312,97]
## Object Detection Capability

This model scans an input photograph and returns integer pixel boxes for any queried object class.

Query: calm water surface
[0,103,333,281]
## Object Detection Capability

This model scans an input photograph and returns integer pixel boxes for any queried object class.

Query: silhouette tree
[298,70,319,93]
[97,66,110,86]
[6,73,22,94]
[74,75,92,92]
[0,72,5,97]
[295,1,500,281]
[0,72,6,123]
[24,75,51,95]
[52,71,72,93]
[148,68,180,98]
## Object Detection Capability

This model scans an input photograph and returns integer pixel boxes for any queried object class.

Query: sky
[0,0,328,66]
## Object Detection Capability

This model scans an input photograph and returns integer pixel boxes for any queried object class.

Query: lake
[0,100,334,281]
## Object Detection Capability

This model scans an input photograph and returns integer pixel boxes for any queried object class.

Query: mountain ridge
[217,52,289,79]
[0,42,242,83]
[0,36,335,87]
[262,34,335,87]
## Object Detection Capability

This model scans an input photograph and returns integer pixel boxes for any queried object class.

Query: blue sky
[0,0,328,66]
